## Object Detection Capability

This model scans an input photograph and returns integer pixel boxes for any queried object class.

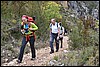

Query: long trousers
[18,36,35,62]
[50,33,59,51]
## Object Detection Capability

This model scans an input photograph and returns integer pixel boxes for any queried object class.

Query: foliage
[1,1,62,64]
[60,2,99,65]
[1,1,62,43]
[53,55,59,61]
[67,15,99,50]
[65,46,99,66]
[51,45,99,66]
[1,1,99,65]
[43,1,62,20]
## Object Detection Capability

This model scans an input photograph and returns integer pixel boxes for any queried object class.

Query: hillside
[1,1,99,66]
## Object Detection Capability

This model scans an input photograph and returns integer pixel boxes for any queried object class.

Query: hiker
[49,18,60,54]
[17,15,38,63]
[64,28,67,36]
[59,22,64,48]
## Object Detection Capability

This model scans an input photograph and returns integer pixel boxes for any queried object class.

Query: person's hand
[50,32,51,36]
[57,36,59,40]
[29,28,33,31]
[60,35,63,38]
[21,29,25,34]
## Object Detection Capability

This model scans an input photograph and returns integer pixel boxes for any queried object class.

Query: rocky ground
[1,36,69,66]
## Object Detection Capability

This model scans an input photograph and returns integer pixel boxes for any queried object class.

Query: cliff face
[69,1,99,19]
[60,1,99,19]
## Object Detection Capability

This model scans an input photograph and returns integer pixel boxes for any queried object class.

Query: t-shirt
[24,24,29,33]
[22,22,38,35]
[50,22,60,33]
[60,26,64,35]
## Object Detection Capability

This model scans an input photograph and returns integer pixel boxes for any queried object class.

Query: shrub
[53,55,59,61]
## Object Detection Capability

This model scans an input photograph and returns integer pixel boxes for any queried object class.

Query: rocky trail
[2,36,69,66]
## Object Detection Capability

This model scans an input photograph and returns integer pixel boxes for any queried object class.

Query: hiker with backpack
[17,15,38,63]
[59,22,64,48]
[49,18,60,54]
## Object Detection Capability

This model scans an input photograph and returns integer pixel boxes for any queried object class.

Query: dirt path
[2,36,69,66]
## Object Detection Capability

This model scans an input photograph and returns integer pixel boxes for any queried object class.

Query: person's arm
[58,23,60,37]
[50,28,52,33]
[21,22,24,29]
[29,23,38,31]
[20,22,25,34]
[58,28,60,36]
[62,27,64,36]
[50,23,52,35]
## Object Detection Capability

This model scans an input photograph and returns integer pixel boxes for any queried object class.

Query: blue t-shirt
[25,24,29,33]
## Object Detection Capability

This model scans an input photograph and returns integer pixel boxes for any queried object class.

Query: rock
[32,64,34,66]
[11,45,13,48]
[1,58,5,64]
[48,60,55,66]
[5,58,8,62]
[60,63,64,66]
[53,60,57,62]
[59,59,61,61]
[23,62,27,65]
[8,61,14,66]
[12,56,15,59]
[44,48,47,50]
[15,65,19,66]
[57,62,62,66]
[1,63,8,66]
[63,50,68,53]
[43,57,46,59]
[67,1,99,19]
[92,9,99,19]
[70,14,75,17]
[2,50,5,53]
[26,53,30,56]
[8,53,11,57]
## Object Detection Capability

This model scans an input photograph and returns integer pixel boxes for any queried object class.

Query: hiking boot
[16,60,22,63]
[31,58,36,60]
[50,51,54,54]
[50,49,54,54]
[56,49,58,52]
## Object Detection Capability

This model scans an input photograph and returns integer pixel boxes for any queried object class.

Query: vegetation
[1,1,99,66]
[56,1,99,66]
[1,1,63,64]
[53,55,59,61]
[1,1,62,43]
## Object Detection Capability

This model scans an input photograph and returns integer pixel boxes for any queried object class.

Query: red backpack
[21,15,36,41]
[22,15,36,24]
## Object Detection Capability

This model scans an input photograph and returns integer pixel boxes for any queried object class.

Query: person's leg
[18,36,28,62]
[61,37,63,48]
[50,33,54,53]
[29,36,36,59]
[55,34,59,52]
[59,38,61,48]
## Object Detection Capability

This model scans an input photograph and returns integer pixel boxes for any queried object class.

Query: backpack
[60,26,63,34]
[21,15,36,28]
[59,22,64,34]
[22,15,36,24]
[21,15,36,39]
[50,22,58,29]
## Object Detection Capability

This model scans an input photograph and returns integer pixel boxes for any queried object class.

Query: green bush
[53,55,59,61]
[68,16,99,50]
[60,15,99,66]
[57,46,99,66]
